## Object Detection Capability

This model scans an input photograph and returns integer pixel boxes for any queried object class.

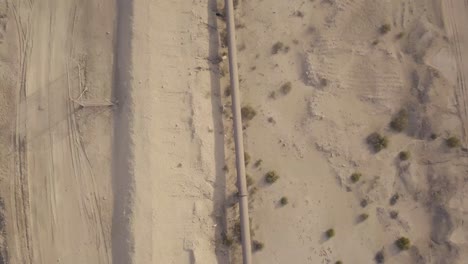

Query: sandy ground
[130,0,227,263]
[219,0,468,263]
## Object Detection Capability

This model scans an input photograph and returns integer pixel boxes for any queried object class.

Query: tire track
[443,0,468,143]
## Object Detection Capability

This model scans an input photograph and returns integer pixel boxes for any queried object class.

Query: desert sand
[0,0,468,264]
[218,0,468,263]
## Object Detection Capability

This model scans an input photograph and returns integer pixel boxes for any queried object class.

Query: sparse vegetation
[395,237,411,250]
[360,199,368,208]
[399,151,410,161]
[390,193,400,206]
[395,32,405,39]
[430,133,438,140]
[446,136,461,148]
[267,117,275,123]
[252,240,264,252]
[359,213,369,222]
[390,210,399,219]
[375,250,385,263]
[265,171,279,184]
[224,85,231,97]
[379,24,391,34]
[335,261,343,264]
[367,132,389,152]
[350,172,362,183]
[280,196,288,206]
[272,42,284,54]
[254,159,263,168]
[320,78,328,87]
[281,82,292,95]
[326,228,335,239]
[390,109,408,132]
[241,105,257,121]
[223,165,229,172]
[246,174,254,187]
[244,152,251,165]
[222,233,234,247]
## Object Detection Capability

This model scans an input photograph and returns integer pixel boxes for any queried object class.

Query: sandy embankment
[130,0,227,263]
[218,0,468,263]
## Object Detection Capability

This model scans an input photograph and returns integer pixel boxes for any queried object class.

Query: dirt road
[3,1,115,263]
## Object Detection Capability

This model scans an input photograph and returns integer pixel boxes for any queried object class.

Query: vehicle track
[442,0,468,144]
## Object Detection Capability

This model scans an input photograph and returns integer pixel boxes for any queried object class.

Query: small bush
[280,196,288,206]
[254,159,263,168]
[446,136,460,148]
[265,171,279,184]
[224,86,231,97]
[252,240,264,252]
[241,106,257,121]
[244,152,251,165]
[430,133,438,140]
[399,151,410,161]
[360,199,368,208]
[375,250,385,263]
[395,32,405,39]
[390,109,408,132]
[272,42,284,54]
[320,78,328,87]
[222,234,233,246]
[359,213,369,222]
[379,24,391,34]
[367,132,389,152]
[389,210,399,219]
[390,193,400,206]
[281,82,292,95]
[326,228,335,238]
[395,237,410,250]
[246,174,254,187]
[350,172,362,183]
[335,261,343,264]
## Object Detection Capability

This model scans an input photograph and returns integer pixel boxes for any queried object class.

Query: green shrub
[390,109,408,132]
[360,199,368,208]
[350,172,362,183]
[280,196,288,206]
[326,228,335,238]
[272,42,284,54]
[254,159,263,168]
[281,82,292,95]
[246,174,253,187]
[399,151,410,161]
[359,213,369,222]
[244,152,251,165]
[375,250,385,263]
[395,237,410,250]
[222,234,233,246]
[379,24,391,34]
[241,106,257,121]
[390,193,400,206]
[335,261,343,264]
[446,136,460,148]
[252,240,264,252]
[265,171,279,184]
[367,132,389,152]
[395,32,404,39]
